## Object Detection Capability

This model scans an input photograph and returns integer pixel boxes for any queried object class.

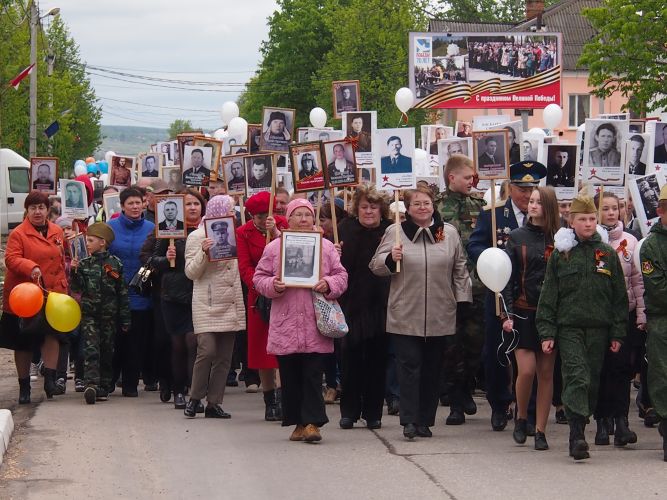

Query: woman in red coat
[236,191,288,421]
[1,191,68,403]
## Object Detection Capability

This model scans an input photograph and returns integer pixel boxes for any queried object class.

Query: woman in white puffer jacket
[593,192,645,447]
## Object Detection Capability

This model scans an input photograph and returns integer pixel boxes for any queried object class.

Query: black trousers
[594,334,633,419]
[115,310,154,392]
[482,292,513,412]
[277,353,328,427]
[393,334,448,427]
[340,334,387,422]
[153,296,172,391]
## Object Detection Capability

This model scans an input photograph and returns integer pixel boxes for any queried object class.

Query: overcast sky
[40,0,279,130]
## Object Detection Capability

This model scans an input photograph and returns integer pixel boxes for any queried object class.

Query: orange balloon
[85,156,96,164]
[9,283,44,318]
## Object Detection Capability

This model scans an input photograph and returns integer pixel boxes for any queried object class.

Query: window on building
[568,94,590,128]
[8,167,29,193]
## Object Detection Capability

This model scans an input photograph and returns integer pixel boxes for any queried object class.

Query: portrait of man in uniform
[206,218,238,261]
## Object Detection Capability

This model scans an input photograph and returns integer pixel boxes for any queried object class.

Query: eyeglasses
[410,202,432,208]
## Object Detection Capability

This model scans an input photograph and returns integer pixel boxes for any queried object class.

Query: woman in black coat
[337,185,392,430]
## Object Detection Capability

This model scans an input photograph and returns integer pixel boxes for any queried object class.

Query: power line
[87,63,256,75]
[98,96,220,113]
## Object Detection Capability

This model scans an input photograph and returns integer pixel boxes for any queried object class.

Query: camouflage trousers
[82,317,116,389]
[558,326,607,419]
[441,294,485,404]
[647,317,667,419]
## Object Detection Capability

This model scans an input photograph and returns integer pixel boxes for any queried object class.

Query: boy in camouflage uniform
[71,222,131,405]
[639,184,667,461]
[537,190,628,460]
[437,154,485,424]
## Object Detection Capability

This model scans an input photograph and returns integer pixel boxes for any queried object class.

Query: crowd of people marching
[1,152,666,462]
[468,40,558,78]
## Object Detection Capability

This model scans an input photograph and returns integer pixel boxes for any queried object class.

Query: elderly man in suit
[380,136,412,174]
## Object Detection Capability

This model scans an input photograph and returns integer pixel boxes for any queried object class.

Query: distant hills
[96,125,169,157]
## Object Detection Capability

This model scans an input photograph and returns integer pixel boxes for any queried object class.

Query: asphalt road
[0,380,665,500]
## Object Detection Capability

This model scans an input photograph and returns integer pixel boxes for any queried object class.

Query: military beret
[87,222,115,244]
[509,161,547,186]
[245,191,273,216]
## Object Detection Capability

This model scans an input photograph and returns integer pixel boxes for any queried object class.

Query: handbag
[254,294,272,324]
[312,291,348,339]
[128,257,154,297]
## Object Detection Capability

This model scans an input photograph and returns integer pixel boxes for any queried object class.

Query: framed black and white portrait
[204,216,238,262]
[472,130,509,180]
[622,134,650,177]
[247,124,262,154]
[628,172,666,236]
[374,127,416,191]
[193,137,223,182]
[650,121,667,167]
[221,155,247,196]
[455,121,472,138]
[323,140,357,188]
[30,157,58,194]
[155,194,186,239]
[182,145,213,187]
[60,179,88,219]
[68,233,88,261]
[157,141,173,163]
[177,132,200,169]
[109,155,135,188]
[139,153,161,178]
[582,119,628,185]
[103,192,122,220]
[332,80,361,120]
[280,230,322,288]
[289,143,325,193]
[244,154,273,195]
[259,107,296,153]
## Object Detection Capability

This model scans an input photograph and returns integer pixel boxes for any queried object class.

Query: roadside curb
[0,408,15,465]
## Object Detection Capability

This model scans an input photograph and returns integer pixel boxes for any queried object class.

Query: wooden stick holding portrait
[266,155,278,244]
[394,190,401,273]
[329,188,339,244]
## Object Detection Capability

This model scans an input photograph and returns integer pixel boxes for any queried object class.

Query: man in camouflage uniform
[437,155,485,424]
[639,184,667,461]
[537,191,628,460]
[70,222,131,405]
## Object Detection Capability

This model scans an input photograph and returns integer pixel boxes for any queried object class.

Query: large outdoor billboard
[409,32,562,110]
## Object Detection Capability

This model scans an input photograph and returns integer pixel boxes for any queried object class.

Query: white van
[0,149,30,235]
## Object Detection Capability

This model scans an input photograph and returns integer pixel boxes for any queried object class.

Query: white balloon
[528,127,547,137]
[413,148,429,175]
[220,101,239,125]
[104,151,115,164]
[99,173,109,186]
[227,117,248,139]
[476,247,513,293]
[309,107,327,128]
[394,87,415,113]
[633,237,646,272]
[542,104,563,130]
[483,184,503,207]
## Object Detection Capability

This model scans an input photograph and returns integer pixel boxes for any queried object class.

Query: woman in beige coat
[370,186,472,439]
[183,195,246,418]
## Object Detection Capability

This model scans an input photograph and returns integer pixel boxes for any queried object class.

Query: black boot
[569,416,590,460]
[605,416,615,436]
[513,418,528,444]
[614,416,637,447]
[274,388,283,420]
[263,390,280,421]
[659,420,667,462]
[43,368,58,399]
[18,377,31,404]
[594,418,609,445]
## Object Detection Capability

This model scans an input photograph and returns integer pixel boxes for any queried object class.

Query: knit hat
[267,111,286,127]
[286,198,314,219]
[54,216,73,229]
[570,186,597,214]
[200,195,234,228]
[87,222,115,244]
[245,191,273,216]
[660,184,667,201]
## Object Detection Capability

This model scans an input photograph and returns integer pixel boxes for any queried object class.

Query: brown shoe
[290,425,305,441]
[324,387,337,404]
[303,424,322,442]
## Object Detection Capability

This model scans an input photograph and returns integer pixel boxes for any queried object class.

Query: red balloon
[9,283,44,318]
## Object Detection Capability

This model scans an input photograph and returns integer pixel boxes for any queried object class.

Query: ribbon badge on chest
[595,249,611,276]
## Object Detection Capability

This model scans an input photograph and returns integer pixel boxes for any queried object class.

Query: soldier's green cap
[87,222,115,244]
[570,186,597,214]
[660,184,667,201]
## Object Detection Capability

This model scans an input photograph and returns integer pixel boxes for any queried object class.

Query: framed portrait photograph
[307,128,345,143]
[244,154,274,195]
[171,140,180,166]
[203,216,238,262]
[229,144,249,155]
[375,128,416,191]
[157,141,173,163]
[177,132,200,168]
[332,80,361,120]
[455,121,472,138]
[60,179,88,219]
[582,119,628,185]
[221,155,247,195]
[161,166,183,191]
[650,121,667,168]
[628,172,666,237]
[259,106,296,153]
[280,230,322,288]
[545,143,578,201]
[421,125,453,155]
[342,111,376,159]
[182,144,212,187]
[521,132,544,163]
[629,119,645,134]
[68,233,88,261]
[109,155,135,187]
[193,137,223,182]
[103,192,122,220]
[155,194,187,239]
[358,167,376,185]
[472,130,509,180]
[323,140,357,188]
[623,133,650,177]
[247,124,262,154]
[30,157,58,194]
[289,143,325,193]
[437,137,473,190]
[138,152,161,178]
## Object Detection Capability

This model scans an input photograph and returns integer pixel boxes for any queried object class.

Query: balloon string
[496,295,525,368]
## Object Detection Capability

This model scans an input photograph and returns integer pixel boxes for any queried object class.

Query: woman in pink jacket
[594,192,645,446]
[253,199,348,443]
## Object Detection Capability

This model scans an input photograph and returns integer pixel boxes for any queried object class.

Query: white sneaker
[29,363,39,382]
[245,384,259,393]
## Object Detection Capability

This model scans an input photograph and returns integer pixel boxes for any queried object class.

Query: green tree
[167,119,194,139]
[238,0,339,126]
[313,0,430,128]
[435,0,560,23]
[579,0,667,115]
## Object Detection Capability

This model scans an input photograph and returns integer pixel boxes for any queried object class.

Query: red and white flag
[9,63,36,90]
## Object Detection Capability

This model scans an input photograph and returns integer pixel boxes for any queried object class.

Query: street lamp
[29,2,60,158]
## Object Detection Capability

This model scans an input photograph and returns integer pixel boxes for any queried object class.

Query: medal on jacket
[104,264,120,280]
[594,249,611,276]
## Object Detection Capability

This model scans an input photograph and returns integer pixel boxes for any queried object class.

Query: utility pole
[47,51,55,155]
[29,0,38,158]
